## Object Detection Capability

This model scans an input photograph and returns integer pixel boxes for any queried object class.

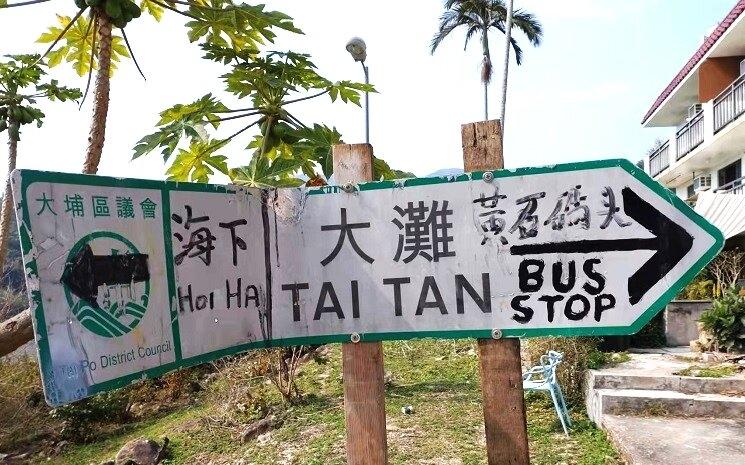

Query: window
[718,159,742,190]
[687,183,695,198]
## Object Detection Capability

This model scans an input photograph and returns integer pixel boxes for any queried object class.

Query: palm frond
[511,9,543,47]
[462,23,481,51]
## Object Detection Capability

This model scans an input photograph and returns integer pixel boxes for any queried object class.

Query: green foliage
[184,1,302,52]
[699,286,745,353]
[51,390,132,441]
[37,14,130,76]
[0,54,81,141]
[630,312,667,348]
[585,350,631,370]
[136,40,406,187]
[678,271,715,300]
[675,364,740,378]
[165,139,229,182]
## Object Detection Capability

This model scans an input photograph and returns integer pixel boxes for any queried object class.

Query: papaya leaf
[133,94,229,160]
[165,139,228,183]
[140,0,164,21]
[230,154,304,188]
[37,15,129,77]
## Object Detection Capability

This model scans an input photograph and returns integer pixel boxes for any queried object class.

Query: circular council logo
[62,231,150,338]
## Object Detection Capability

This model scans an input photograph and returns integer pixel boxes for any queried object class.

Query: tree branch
[121,28,146,81]
[284,89,328,106]
[0,0,51,8]
[284,111,307,129]
[215,110,262,122]
[79,14,97,109]
[151,0,201,21]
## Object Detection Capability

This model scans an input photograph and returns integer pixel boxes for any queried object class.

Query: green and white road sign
[12,159,723,406]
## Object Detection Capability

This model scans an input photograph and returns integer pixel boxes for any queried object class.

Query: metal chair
[522,350,572,435]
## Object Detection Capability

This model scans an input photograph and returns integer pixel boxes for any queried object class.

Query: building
[643,1,745,243]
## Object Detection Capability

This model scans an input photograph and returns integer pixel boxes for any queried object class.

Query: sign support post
[462,120,530,465]
[335,143,388,465]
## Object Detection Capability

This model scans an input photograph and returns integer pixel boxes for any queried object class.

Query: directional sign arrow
[510,187,693,305]
[61,244,149,307]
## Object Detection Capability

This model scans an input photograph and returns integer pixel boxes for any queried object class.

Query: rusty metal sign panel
[12,159,722,405]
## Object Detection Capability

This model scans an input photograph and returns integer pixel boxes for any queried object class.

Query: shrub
[0,357,57,449]
[524,337,600,406]
[698,286,745,353]
[677,273,715,300]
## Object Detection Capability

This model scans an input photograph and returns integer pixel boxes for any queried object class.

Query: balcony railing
[648,141,670,177]
[715,175,745,195]
[713,76,745,133]
[675,111,704,160]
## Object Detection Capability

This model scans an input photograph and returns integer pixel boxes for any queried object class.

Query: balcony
[646,93,745,189]
[648,141,670,177]
[716,175,745,195]
[714,76,745,134]
[675,110,704,160]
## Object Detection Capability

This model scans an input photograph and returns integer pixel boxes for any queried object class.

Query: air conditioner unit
[687,103,703,120]
[740,58,745,76]
[693,174,712,192]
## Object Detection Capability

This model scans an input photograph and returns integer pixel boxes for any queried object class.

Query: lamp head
[345,37,367,62]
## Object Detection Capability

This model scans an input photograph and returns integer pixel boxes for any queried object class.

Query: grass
[13,340,621,464]
[586,351,632,370]
[674,364,740,378]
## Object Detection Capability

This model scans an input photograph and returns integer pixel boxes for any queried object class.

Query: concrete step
[589,370,745,396]
[587,388,745,423]
[602,415,745,465]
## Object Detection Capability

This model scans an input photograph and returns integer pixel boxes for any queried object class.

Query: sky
[0,0,739,182]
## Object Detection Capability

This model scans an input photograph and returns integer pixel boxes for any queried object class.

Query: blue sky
[0,0,738,179]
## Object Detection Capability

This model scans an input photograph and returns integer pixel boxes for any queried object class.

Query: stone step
[588,370,745,396]
[587,388,745,424]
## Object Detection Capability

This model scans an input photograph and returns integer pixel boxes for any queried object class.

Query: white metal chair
[522,350,572,435]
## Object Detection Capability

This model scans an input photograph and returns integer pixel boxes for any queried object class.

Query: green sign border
[16,158,724,405]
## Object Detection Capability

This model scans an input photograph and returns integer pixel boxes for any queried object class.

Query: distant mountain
[426,168,464,177]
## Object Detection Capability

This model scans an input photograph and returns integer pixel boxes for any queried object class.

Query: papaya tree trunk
[0,120,31,358]
[0,119,18,271]
[0,15,115,357]
[0,309,33,356]
[83,12,112,174]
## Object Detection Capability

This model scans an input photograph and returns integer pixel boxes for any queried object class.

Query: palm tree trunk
[83,13,112,174]
[481,21,491,121]
[0,119,18,272]
[499,0,515,142]
[483,80,488,121]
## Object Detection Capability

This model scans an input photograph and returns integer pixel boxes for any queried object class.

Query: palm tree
[430,0,542,121]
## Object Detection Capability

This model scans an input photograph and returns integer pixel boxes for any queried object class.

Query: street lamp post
[346,37,370,144]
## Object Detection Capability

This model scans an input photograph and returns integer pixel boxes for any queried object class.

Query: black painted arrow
[61,244,149,307]
[510,187,693,305]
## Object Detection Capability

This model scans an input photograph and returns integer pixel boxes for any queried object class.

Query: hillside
[0,339,622,464]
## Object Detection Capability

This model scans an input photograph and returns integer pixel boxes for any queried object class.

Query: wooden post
[333,143,388,465]
[462,120,530,465]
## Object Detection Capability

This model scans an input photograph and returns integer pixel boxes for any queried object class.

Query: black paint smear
[61,244,149,308]
[261,190,273,343]
[510,187,693,305]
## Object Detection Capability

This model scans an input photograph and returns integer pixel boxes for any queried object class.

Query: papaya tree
[135,44,411,185]
[0,54,80,270]
[2,0,300,174]
[0,0,300,355]
[0,55,80,355]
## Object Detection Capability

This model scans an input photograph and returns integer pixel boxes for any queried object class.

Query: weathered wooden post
[462,120,530,465]
[333,143,388,465]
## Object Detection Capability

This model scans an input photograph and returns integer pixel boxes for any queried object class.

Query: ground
[4,340,622,464]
